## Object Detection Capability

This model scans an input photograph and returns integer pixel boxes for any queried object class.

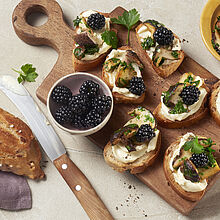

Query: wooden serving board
[12,0,220,215]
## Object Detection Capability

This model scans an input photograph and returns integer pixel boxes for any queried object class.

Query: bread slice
[0,108,45,179]
[103,107,161,174]
[102,46,145,104]
[209,80,220,126]
[163,137,205,201]
[72,11,113,71]
[153,73,210,128]
[104,133,161,174]
[135,23,184,78]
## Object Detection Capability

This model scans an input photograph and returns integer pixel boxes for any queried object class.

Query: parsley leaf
[12,64,38,84]
[111,8,140,44]
[183,137,204,154]
[169,100,187,114]
[141,37,155,50]
[73,16,81,27]
[101,30,118,49]
[184,74,200,86]
[171,50,179,58]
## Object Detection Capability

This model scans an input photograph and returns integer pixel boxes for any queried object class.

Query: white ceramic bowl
[47,72,113,136]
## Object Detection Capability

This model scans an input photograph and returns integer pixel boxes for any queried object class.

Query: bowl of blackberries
[47,72,113,135]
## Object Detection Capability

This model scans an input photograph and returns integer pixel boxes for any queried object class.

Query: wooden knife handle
[53,154,114,220]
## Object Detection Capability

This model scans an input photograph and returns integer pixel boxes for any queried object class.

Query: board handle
[54,154,114,220]
[12,0,74,52]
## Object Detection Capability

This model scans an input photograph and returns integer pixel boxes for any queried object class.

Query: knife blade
[0,75,113,220]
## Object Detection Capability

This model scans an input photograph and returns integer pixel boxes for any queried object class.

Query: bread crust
[209,80,220,126]
[153,82,210,128]
[72,11,112,71]
[104,132,161,174]
[102,46,146,104]
[163,137,205,201]
[135,23,185,78]
[0,108,45,179]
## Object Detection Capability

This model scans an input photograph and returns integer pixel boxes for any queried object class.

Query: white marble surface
[1,0,220,219]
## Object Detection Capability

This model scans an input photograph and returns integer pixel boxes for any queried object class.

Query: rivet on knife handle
[53,154,114,220]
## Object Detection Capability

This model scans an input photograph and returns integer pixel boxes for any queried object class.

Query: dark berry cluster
[135,124,155,143]
[128,77,146,96]
[87,13,105,30]
[153,26,174,46]
[179,85,200,106]
[190,153,209,168]
[51,81,112,129]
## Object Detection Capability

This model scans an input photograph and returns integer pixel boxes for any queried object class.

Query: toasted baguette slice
[102,46,145,104]
[104,107,161,174]
[136,22,184,78]
[0,108,45,179]
[154,73,210,128]
[163,136,205,201]
[209,80,220,126]
[72,11,113,71]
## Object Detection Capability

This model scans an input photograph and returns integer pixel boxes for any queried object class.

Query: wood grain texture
[12,0,220,215]
[54,154,113,220]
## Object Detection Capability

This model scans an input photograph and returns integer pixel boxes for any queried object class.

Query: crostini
[164,132,220,201]
[154,72,210,128]
[72,10,116,71]
[209,80,220,126]
[102,46,146,103]
[104,107,161,174]
[136,20,184,78]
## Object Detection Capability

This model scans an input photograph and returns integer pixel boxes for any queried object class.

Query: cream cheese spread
[105,50,143,99]
[112,108,159,163]
[137,24,181,63]
[76,10,111,60]
[161,75,207,121]
[0,75,27,96]
[169,132,207,192]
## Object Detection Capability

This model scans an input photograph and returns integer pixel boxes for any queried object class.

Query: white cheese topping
[76,10,111,61]
[169,132,207,192]
[161,75,207,121]
[112,108,159,163]
[137,24,181,63]
[105,50,143,99]
[216,90,220,115]
[0,75,27,96]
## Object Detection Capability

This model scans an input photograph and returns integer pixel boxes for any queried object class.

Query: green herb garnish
[184,74,200,87]
[169,100,187,114]
[125,145,131,151]
[183,137,204,154]
[136,115,140,120]
[141,37,155,50]
[144,19,164,28]
[144,115,155,123]
[127,123,138,128]
[171,50,179,59]
[101,30,118,49]
[111,8,140,44]
[12,64,38,84]
[84,44,99,55]
[73,16,82,27]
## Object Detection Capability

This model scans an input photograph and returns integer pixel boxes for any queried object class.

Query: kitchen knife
[0,75,113,220]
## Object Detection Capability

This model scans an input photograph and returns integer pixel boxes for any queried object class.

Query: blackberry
[68,94,89,115]
[180,85,200,106]
[79,80,100,98]
[135,124,155,143]
[128,77,146,96]
[190,153,209,168]
[71,114,85,128]
[153,26,174,45]
[84,110,102,128]
[55,106,72,124]
[92,95,112,114]
[51,85,72,104]
[87,13,105,30]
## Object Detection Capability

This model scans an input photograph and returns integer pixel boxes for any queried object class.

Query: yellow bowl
[200,0,220,61]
